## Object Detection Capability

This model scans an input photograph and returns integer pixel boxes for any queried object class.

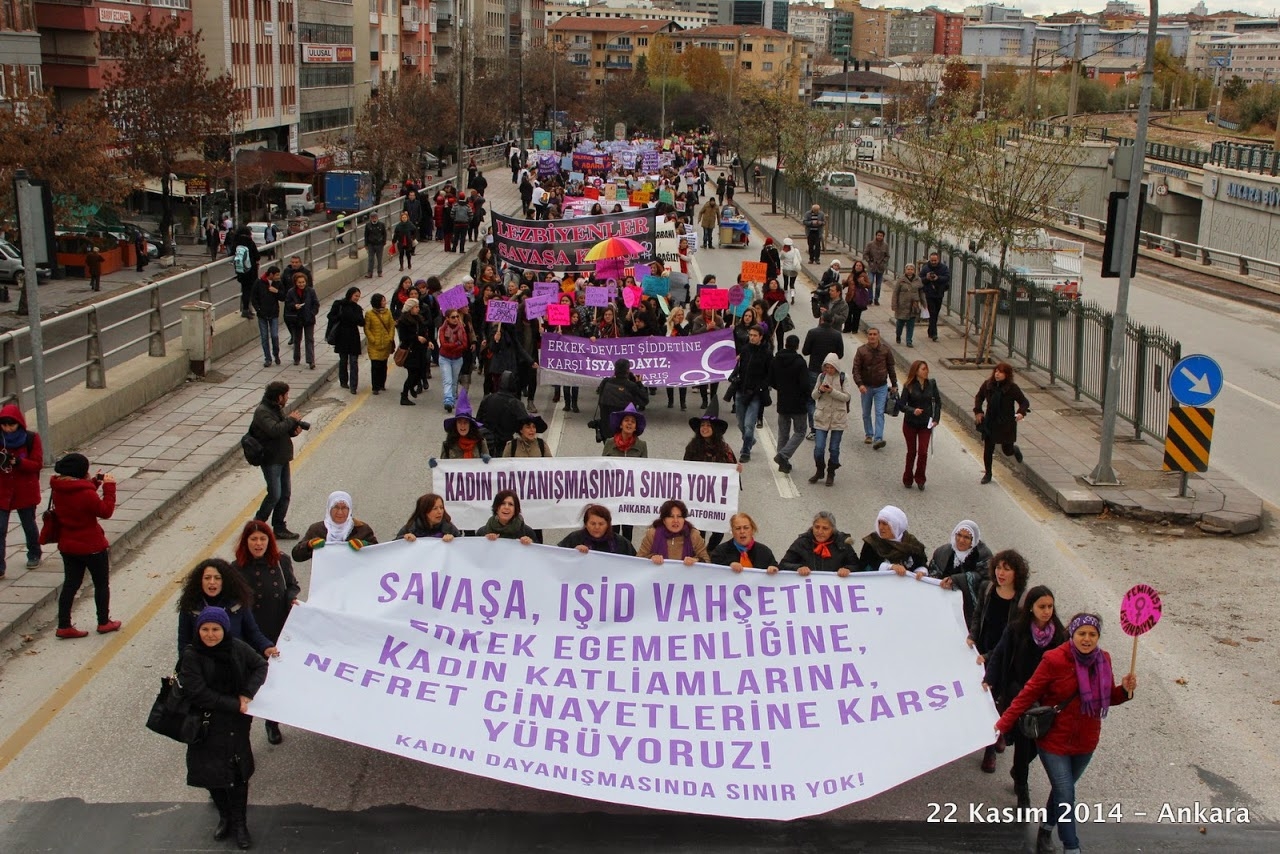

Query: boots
[807,462,826,484]
[210,788,231,841]
[825,462,840,487]
[230,783,252,849]
[400,393,416,406]
[1015,781,1031,810]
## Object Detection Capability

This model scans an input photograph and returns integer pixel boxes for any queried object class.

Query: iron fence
[762,165,1182,441]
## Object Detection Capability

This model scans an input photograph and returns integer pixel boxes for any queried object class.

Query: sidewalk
[729,188,1265,535]
[0,166,523,644]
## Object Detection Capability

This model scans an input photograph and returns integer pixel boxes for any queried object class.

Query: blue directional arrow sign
[1170,354,1223,407]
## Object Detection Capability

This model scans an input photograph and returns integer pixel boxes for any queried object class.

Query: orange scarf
[455,435,479,458]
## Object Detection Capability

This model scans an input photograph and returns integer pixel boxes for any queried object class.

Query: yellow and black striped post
[1163,406,1213,495]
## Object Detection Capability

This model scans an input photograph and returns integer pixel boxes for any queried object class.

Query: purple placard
[486,299,520,324]
[533,281,559,299]
[523,294,553,320]
[436,286,470,313]
[539,329,737,387]
[585,286,611,308]
[728,285,745,306]
[633,263,651,280]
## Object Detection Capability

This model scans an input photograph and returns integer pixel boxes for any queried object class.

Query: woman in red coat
[995,613,1137,854]
[50,453,119,638]
[0,403,43,578]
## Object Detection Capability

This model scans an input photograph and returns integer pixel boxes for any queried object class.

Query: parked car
[0,239,51,286]
[246,222,272,248]
[850,118,864,129]
[870,117,884,128]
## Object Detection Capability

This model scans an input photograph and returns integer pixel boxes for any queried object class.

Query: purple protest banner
[523,294,553,320]
[436,286,470,313]
[633,263,651,280]
[486,299,520,324]
[539,329,737,387]
[585,286,611,308]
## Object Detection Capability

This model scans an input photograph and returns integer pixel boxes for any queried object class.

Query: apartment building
[548,15,679,86]
[932,7,965,56]
[888,10,936,58]
[674,24,813,98]
[296,0,373,155]
[400,0,433,78]
[0,0,41,102]
[544,1,710,30]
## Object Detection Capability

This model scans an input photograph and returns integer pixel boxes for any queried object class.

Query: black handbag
[886,387,902,417]
[145,676,209,745]
[1016,691,1077,740]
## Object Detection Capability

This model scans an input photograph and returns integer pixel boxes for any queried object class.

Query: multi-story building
[716,0,786,34]
[400,0,433,78]
[369,0,402,86]
[849,5,890,62]
[545,1,711,30]
[0,0,41,103]
[787,5,831,57]
[472,0,542,59]
[931,7,965,56]
[830,10,853,60]
[963,4,1024,25]
[674,24,813,98]
[671,0,719,24]
[548,16,680,87]
[962,20,1186,62]
[432,0,456,83]
[297,0,373,155]
[888,10,936,58]
[1210,32,1280,84]
[34,0,193,108]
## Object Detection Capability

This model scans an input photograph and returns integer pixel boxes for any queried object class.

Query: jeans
[926,296,943,339]
[367,244,384,276]
[256,462,292,531]
[370,358,388,392]
[806,370,819,431]
[869,271,884,302]
[58,549,110,628]
[453,225,468,253]
[0,505,40,568]
[338,354,360,391]
[895,317,916,345]
[902,423,932,486]
[440,355,464,407]
[735,394,762,455]
[257,316,280,363]
[813,428,843,467]
[288,321,315,366]
[776,412,807,460]
[1039,750,1093,850]
[702,226,713,248]
[861,383,889,441]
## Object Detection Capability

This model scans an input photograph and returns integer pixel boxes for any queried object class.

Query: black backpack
[241,429,265,466]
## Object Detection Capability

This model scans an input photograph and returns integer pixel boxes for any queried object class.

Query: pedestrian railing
[762,165,1182,442]
[0,143,509,410]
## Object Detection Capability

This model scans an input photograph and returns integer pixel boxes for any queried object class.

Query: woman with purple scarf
[636,499,710,566]
[995,612,1138,854]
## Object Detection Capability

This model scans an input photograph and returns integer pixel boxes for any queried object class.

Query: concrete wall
[1197,168,1280,261]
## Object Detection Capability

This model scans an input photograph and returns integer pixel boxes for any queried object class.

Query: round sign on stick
[1119,584,1163,698]
[728,284,745,307]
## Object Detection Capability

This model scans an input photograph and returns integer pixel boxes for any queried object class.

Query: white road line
[1224,381,1280,412]
[546,394,567,455]
[752,420,801,499]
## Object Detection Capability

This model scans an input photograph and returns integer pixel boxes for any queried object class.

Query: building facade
[400,0,433,79]
[830,10,852,60]
[716,0,786,34]
[432,0,456,83]
[931,7,965,56]
[297,0,373,155]
[549,16,679,87]
[888,10,936,58]
[0,0,41,103]
[849,5,890,62]
[787,4,831,57]
[674,24,813,98]
[545,1,710,30]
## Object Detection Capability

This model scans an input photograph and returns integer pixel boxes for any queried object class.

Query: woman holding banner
[710,513,778,574]
[995,614,1136,854]
[396,493,461,542]
[778,511,859,575]
[558,505,636,556]
[665,307,691,411]
[479,490,537,544]
[637,499,710,566]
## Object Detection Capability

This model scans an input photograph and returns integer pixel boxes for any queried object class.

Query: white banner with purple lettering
[432,456,738,533]
[250,539,998,819]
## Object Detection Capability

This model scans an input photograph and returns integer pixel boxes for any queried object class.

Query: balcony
[604,59,632,69]
[370,11,380,25]
[569,56,588,66]
[605,43,633,52]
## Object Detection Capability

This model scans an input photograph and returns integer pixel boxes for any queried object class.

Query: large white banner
[433,457,740,533]
[251,539,998,820]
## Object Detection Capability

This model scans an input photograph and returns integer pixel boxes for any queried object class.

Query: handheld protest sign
[740,261,768,282]
[1120,583,1163,698]
[774,300,791,322]
[657,295,670,315]
[623,286,642,309]
[700,287,729,311]
[486,299,520,325]
[436,286,470,313]
[728,284,745,307]
[523,295,552,320]
[546,303,572,326]
[585,286,611,308]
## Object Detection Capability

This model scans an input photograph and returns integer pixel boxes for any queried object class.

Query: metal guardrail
[762,164,1182,442]
[0,144,509,409]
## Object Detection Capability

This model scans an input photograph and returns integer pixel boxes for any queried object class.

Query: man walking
[363,212,386,278]
[451,195,472,253]
[801,315,844,438]
[251,265,284,367]
[920,250,951,342]
[770,335,810,473]
[249,380,304,540]
[852,327,898,451]
[802,204,826,264]
[863,229,890,305]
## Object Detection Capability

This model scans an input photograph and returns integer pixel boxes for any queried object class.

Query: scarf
[1031,622,1056,648]
[733,539,755,568]
[876,506,909,541]
[651,522,695,560]
[863,531,925,566]
[324,491,355,544]
[583,529,617,552]
[813,539,832,559]
[612,431,637,454]
[1068,615,1112,718]
[484,513,527,539]
[951,520,981,568]
[1,426,27,450]
[455,435,480,458]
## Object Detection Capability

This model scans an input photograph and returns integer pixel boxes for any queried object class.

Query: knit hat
[54,453,90,479]
[195,606,231,633]
[403,298,420,312]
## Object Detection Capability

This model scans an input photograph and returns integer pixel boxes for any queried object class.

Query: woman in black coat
[983,584,1067,808]
[557,504,637,556]
[710,512,778,573]
[899,359,942,490]
[179,606,269,849]
[326,286,365,395]
[779,511,859,575]
[397,493,463,541]
[232,520,299,745]
[974,361,1030,484]
[396,298,432,405]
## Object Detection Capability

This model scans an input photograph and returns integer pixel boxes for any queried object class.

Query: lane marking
[752,420,801,499]
[0,388,371,773]
[1224,380,1280,412]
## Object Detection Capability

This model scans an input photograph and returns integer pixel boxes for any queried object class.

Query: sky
[883,3,1278,18]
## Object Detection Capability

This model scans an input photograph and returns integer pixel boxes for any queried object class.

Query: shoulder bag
[1017,691,1077,740]
[144,675,210,745]
[38,493,59,545]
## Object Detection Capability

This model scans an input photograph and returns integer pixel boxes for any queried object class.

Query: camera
[93,471,105,485]
[297,420,311,431]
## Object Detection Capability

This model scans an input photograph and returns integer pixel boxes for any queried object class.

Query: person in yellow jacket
[364,293,397,395]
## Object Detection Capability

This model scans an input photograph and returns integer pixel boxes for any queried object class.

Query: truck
[323,170,374,216]
[984,230,1085,312]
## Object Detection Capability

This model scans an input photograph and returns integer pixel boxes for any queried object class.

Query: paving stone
[1200,510,1262,535]
[0,584,57,605]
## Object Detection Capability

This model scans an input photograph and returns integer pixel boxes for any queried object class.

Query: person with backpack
[503,414,552,458]
[0,404,43,578]
[231,227,260,319]
[326,287,365,395]
[392,211,418,271]
[452,195,472,253]
[809,353,851,486]
[248,380,304,541]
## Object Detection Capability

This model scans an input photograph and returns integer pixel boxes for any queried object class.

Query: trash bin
[181,301,215,377]
[720,225,736,246]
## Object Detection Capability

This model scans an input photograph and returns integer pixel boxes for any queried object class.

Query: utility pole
[456,0,467,189]
[13,171,51,464]
[1067,30,1082,127]
[1027,46,1038,119]
[1090,4,1160,487]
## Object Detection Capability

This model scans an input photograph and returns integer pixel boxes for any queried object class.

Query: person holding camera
[920,251,951,343]
[50,453,119,639]
[249,381,306,541]
[0,404,43,578]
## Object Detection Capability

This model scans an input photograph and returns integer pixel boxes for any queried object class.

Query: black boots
[1015,781,1031,810]
[825,462,840,487]
[807,462,825,484]
[229,783,252,849]
[210,788,231,841]
[400,394,415,406]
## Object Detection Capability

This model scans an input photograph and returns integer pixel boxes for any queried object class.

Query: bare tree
[883,112,980,236]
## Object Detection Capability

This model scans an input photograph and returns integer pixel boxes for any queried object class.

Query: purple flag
[539,329,737,388]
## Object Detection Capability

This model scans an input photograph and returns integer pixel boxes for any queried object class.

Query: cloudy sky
[888,3,1277,18]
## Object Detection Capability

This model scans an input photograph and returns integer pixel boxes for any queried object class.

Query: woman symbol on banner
[1120,583,1163,698]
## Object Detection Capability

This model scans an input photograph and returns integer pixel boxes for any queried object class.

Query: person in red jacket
[50,453,119,638]
[995,613,1137,854]
[0,403,43,578]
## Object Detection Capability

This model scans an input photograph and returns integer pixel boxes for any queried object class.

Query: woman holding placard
[995,613,1136,854]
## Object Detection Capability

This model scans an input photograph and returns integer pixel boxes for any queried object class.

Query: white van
[272,182,316,215]
[821,171,859,203]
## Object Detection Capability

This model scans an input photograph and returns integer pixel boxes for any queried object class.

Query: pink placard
[546,303,572,326]
[1119,584,1163,637]
[699,287,729,310]
[623,286,642,308]
[728,285,746,306]
[486,299,520,324]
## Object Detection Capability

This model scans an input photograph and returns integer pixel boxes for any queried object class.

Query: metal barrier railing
[762,165,1182,442]
[0,143,509,409]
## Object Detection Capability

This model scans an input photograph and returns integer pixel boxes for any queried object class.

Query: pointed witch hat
[443,387,483,433]
[689,395,728,434]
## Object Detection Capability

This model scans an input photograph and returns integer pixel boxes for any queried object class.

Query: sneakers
[739,452,751,463]
[274,528,301,541]
[773,454,792,474]
[26,556,40,569]
[97,619,122,634]
[56,626,89,639]
[527,402,539,415]
[872,440,886,450]
[864,436,873,444]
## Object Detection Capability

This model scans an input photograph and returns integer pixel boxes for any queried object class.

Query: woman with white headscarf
[290,491,379,563]
[928,520,993,581]
[857,505,927,575]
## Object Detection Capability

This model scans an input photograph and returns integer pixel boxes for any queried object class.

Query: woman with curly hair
[177,558,276,663]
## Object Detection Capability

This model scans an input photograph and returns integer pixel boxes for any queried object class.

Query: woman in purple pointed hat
[434,388,491,462]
